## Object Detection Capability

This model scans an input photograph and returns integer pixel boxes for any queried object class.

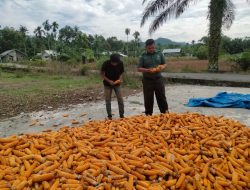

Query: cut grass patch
[0,72,101,96]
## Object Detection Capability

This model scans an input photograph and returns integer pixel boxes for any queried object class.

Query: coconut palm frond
[222,0,235,29]
[176,0,198,17]
[141,0,173,27]
[148,2,180,34]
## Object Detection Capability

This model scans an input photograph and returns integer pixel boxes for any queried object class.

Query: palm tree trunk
[127,35,129,56]
[48,35,50,50]
[208,0,225,72]
[23,40,27,56]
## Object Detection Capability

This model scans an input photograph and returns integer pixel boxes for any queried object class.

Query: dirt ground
[0,59,241,120]
[0,86,140,120]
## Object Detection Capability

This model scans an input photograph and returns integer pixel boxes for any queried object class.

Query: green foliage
[123,57,138,66]
[27,60,47,67]
[234,52,250,71]
[0,27,23,52]
[96,56,109,70]
[196,46,208,60]
[122,72,140,89]
[32,55,42,60]
[66,58,79,65]
[14,72,25,78]
[221,37,244,54]
[59,53,70,62]
[83,48,95,62]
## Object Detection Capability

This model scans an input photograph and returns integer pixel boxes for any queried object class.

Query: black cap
[145,39,155,46]
[110,53,121,63]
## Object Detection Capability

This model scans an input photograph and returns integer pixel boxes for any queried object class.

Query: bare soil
[0,86,140,120]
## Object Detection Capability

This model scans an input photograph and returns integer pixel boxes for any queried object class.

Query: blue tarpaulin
[187,92,250,109]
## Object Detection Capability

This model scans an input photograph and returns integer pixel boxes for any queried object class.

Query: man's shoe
[120,115,124,118]
[108,115,112,120]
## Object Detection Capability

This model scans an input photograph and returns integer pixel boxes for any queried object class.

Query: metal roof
[43,50,58,55]
[162,48,181,54]
[0,49,26,57]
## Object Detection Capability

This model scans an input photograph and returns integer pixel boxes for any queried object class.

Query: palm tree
[19,25,28,55]
[51,21,59,39]
[125,28,130,55]
[34,26,45,53]
[133,31,140,41]
[141,0,249,72]
[133,31,140,56]
[51,21,59,50]
[19,25,28,35]
[34,26,45,38]
[42,20,52,49]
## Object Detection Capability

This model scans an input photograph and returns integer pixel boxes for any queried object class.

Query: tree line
[1,20,249,65]
[184,36,250,59]
[0,20,142,61]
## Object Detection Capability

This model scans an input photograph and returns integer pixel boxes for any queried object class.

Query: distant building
[117,52,128,57]
[41,50,59,61]
[162,48,182,56]
[0,49,27,62]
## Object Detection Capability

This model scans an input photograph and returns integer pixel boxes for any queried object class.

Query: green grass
[0,71,101,97]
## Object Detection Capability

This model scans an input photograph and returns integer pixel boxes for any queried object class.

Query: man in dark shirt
[137,39,168,115]
[101,53,124,119]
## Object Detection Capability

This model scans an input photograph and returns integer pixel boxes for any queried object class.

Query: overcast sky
[0,0,249,43]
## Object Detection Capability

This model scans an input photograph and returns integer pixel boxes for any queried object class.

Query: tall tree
[42,20,52,50]
[33,26,45,38]
[58,25,75,43]
[0,27,23,52]
[19,25,28,55]
[133,31,140,56]
[133,31,140,41]
[140,0,249,72]
[199,36,209,46]
[51,21,59,50]
[125,28,130,55]
[34,26,45,53]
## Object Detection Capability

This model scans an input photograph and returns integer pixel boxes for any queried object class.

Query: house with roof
[117,52,128,57]
[162,48,182,56]
[41,50,59,61]
[0,49,27,62]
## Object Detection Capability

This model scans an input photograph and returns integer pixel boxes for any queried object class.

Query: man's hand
[149,67,161,73]
[114,80,121,85]
[109,80,115,86]
[157,64,166,71]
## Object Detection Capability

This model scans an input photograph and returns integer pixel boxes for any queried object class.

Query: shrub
[28,60,47,67]
[123,57,138,66]
[196,46,208,60]
[235,52,250,71]
[96,56,109,70]
[122,71,141,89]
[84,49,95,63]
[80,65,89,76]
[59,53,70,62]
[30,55,42,60]
[66,58,78,65]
